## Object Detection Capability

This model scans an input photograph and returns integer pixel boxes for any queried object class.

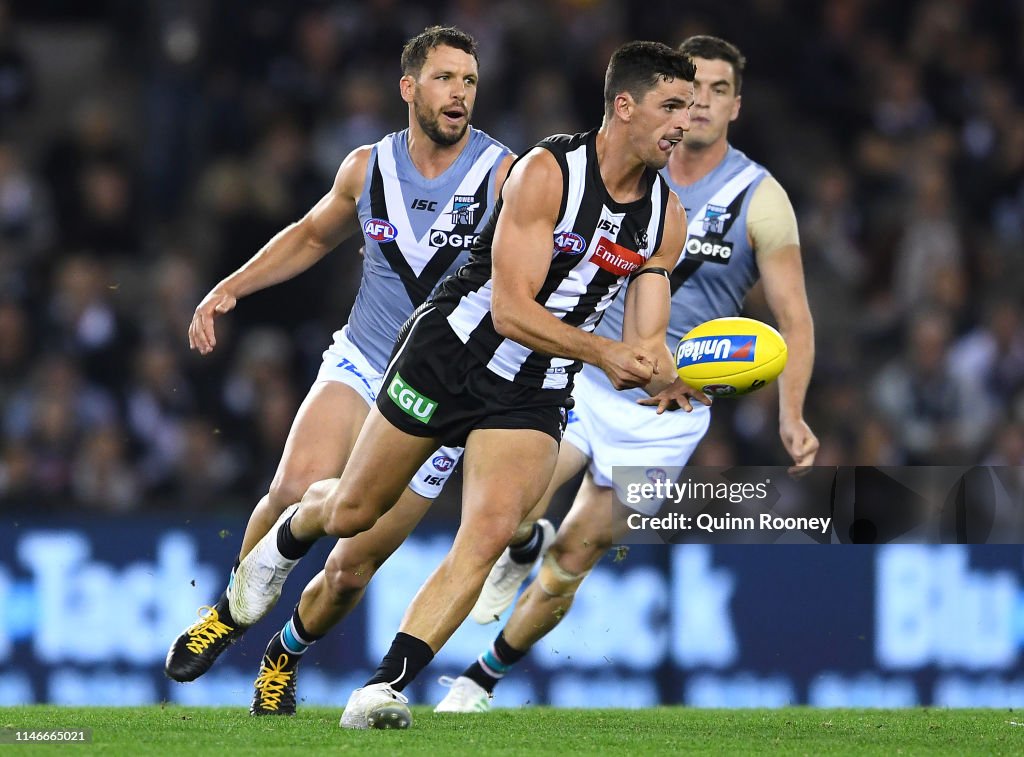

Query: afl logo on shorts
[364,218,398,242]
[554,231,586,255]
[432,455,455,472]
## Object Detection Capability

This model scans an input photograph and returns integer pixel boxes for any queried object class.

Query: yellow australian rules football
[675,316,787,397]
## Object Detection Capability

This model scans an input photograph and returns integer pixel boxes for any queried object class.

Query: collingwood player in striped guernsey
[438,36,820,714]
[226,41,706,730]
[164,27,515,716]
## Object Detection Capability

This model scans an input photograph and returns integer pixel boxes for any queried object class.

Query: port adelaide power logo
[429,195,481,249]
[685,203,734,263]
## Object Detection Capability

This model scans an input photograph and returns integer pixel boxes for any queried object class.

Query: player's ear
[614,92,635,122]
[400,74,416,104]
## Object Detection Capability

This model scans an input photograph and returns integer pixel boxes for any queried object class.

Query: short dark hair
[604,41,696,116]
[678,35,747,95]
[401,26,479,78]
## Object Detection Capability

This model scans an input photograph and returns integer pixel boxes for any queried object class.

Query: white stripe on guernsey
[375,139,505,277]
[686,164,763,239]
[383,305,436,378]
[446,280,493,343]
[560,143,588,232]
[644,178,663,253]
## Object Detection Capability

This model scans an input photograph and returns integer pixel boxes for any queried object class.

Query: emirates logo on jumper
[591,237,645,276]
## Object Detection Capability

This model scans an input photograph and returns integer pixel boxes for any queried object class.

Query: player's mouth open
[443,109,466,122]
[659,137,681,151]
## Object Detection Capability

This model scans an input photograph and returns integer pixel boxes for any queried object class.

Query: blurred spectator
[874,309,984,464]
[71,424,140,512]
[43,254,137,392]
[0,298,31,406]
[125,340,196,493]
[0,0,34,123]
[950,297,1024,416]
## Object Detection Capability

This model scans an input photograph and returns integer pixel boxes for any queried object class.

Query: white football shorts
[316,325,463,499]
[563,364,712,515]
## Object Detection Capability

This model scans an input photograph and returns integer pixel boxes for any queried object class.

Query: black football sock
[463,630,527,693]
[277,514,316,560]
[365,632,434,691]
[509,523,544,565]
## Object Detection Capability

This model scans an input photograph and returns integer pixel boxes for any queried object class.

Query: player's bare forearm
[491,295,613,366]
[778,317,814,422]
[217,221,336,300]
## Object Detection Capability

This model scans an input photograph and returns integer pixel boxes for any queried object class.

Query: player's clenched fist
[188,289,238,355]
[599,341,660,390]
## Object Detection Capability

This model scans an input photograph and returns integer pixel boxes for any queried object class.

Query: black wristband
[628,266,670,282]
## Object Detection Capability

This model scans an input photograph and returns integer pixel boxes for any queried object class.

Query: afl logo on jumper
[554,231,587,255]
[432,455,455,472]
[364,218,398,242]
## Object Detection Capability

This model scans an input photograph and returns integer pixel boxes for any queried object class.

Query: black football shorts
[376,305,571,447]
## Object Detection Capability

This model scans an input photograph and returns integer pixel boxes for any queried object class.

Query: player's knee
[456,518,520,571]
[323,551,375,597]
[536,551,588,598]
[324,504,378,539]
[266,477,308,514]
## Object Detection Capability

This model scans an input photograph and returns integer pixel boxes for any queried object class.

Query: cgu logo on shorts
[676,336,756,365]
[387,372,437,423]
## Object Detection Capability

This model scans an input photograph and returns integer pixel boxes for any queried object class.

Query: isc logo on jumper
[387,373,437,423]
[554,231,586,254]
[676,336,757,365]
[364,218,398,242]
[432,455,454,472]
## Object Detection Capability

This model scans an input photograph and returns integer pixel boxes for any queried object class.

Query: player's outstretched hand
[188,290,238,355]
[781,417,819,476]
[638,377,712,414]
[600,342,659,390]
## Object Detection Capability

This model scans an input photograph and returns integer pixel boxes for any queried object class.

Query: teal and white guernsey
[349,127,510,371]
[585,145,768,398]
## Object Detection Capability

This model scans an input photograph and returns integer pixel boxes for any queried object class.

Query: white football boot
[228,504,302,626]
[470,519,556,624]
[434,676,491,713]
[340,683,411,730]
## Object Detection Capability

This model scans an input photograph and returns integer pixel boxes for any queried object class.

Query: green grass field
[1,706,1021,755]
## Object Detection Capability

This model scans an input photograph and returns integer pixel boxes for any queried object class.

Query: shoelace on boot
[185,606,234,654]
[253,654,295,711]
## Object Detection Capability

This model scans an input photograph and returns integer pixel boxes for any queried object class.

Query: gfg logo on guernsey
[432,455,454,472]
[686,237,733,260]
[677,336,757,365]
[387,373,437,423]
[364,218,398,242]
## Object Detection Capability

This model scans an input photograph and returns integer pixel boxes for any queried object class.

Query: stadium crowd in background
[1,0,1023,512]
